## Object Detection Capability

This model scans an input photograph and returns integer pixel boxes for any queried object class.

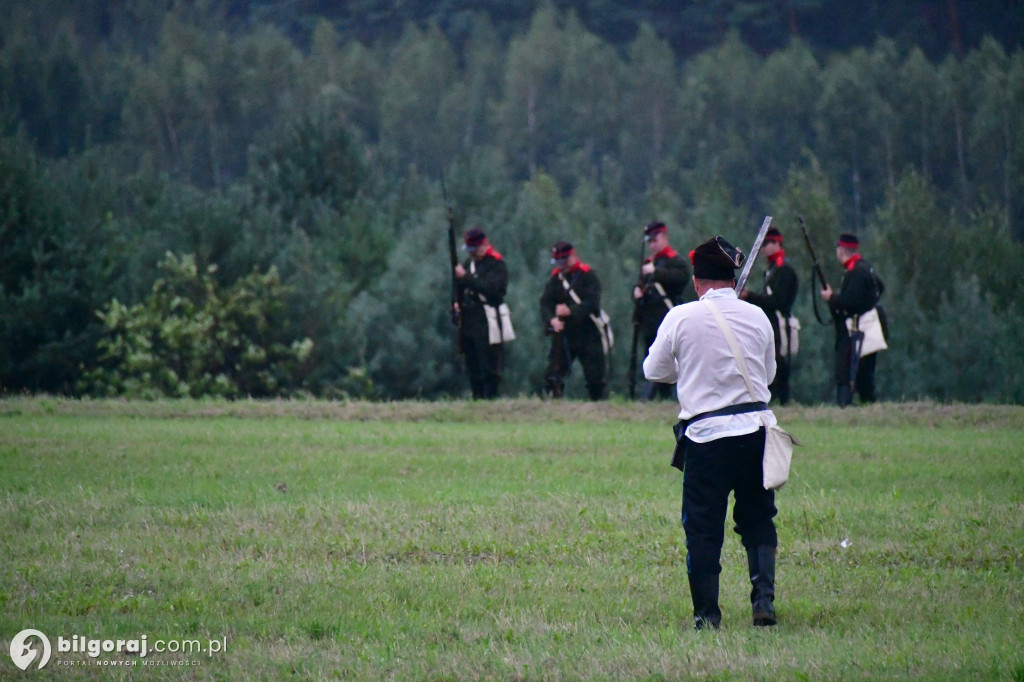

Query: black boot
[687,573,721,631]
[747,546,777,626]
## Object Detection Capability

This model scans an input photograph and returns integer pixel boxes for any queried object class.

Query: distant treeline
[1,3,1023,403]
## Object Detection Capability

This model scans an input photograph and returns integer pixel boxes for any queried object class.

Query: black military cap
[550,241,574,263]
[462,227,487,250]
[643,221,667,241]
[690,235,744,281]
[837,233,859,249]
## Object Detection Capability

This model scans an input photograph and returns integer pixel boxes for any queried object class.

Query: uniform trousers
[547,331,606,400]
[640,333,675,400]
[834,334,877,405]
[769,355,790,406]
[681,428,777,576]
[463,334,503,399]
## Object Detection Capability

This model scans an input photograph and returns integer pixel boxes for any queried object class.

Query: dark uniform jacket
[745,253,798,355]
[540,263,602,347]
[637,247,691,341]
[458,248,508,340]
[828,255,884,322]
[827,254,887,345]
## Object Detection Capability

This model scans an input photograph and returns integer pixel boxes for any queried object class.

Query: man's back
[645,288,776,420]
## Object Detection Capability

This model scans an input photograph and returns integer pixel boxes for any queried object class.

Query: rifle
[735,216,773,293]
[544,327,566,398]
[799,216,862,391]
[442,175,464,354]
[628,236,647,400]
[797,215,833,327]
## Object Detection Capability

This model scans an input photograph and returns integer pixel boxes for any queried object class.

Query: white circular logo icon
[9,629,51,671]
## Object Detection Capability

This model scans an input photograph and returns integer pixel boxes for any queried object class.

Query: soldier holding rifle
[740,226,798,405]
[819,233,887,406]
[630,221,691,400]
[454,228,512,399]
[541,241,608,401]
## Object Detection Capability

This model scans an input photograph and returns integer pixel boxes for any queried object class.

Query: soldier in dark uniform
[740,227,798,405]
[632,221,692,400]
[819,233,886,406]
[454,228,509,399]
[541,241,607,400]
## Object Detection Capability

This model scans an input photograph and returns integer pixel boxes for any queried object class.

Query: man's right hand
[549,318,565,333]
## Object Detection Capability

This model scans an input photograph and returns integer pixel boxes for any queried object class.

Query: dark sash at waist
[673,401,768,442]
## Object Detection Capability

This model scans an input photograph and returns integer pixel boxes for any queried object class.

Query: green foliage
[248,114,366,228]
[895,275,1014,402]
[2,4,1024,401]
[0,136,132,394]
[83,253,313,398]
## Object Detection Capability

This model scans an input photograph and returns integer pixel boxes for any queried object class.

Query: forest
[2,0,1023,403]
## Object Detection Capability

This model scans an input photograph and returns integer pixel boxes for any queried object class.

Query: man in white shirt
[643,235,780,631]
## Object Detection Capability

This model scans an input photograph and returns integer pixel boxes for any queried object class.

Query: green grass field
[2,398,1022,680]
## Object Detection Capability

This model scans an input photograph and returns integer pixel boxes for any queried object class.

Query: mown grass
[1,398,1022,680]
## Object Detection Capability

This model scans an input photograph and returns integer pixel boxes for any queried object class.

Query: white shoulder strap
[652,282,674,310]
[559,275,583,305]
[704,298,757,401]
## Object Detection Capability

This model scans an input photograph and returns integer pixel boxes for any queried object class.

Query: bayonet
[735,216,773,292]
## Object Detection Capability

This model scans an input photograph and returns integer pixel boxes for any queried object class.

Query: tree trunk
[527,82,537,180]
[1002,107,1012,233]
[952,97,969,211]
[920,99,930,179]
[947,0,963,59]
[884,127,895,188]
[852,155,862,232]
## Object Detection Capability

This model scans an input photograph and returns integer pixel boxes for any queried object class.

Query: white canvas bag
[484,303,516,345]
[470,260,516,345]
[776,311,801,356]
[846,307,887,357]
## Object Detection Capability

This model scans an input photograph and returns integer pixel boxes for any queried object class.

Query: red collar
[552,261,591,277]
[843,253,862,271]
[768,248,786,269]
[480,246,503,261]
[647,246,678,263]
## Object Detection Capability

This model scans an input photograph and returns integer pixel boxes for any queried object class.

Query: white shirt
[643,287,777,442]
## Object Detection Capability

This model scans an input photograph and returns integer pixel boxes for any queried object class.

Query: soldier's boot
[836,384,853,407]
[747,545,777,627]
[687,573,721,631]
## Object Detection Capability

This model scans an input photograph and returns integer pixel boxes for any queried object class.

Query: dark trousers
[463,335,503,399]
[641,334,675,400]
[769,355,790,405]
[681,429,777,576]
[834,336,877,405]
[546,333,606,400]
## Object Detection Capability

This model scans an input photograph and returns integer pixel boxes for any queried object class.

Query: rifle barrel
[798,215,837,326]
[442,175,464,351]
[628,237,646,400]
[735,216,773,292]
[798,215,829,290]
